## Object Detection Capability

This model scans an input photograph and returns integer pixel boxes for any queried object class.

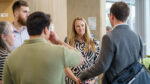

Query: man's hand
[78,78,84,84]
[49,31,59,44]
[89,80,96,84]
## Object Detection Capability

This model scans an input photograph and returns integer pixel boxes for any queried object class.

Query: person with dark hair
[11,0,30,50]
[79,2,144,84]
[0,21,15,84]
[2,11,83,84]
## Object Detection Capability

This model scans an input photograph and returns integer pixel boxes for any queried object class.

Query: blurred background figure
[0,21,15,84]
[106,26,112,34]
[65,17,100,84]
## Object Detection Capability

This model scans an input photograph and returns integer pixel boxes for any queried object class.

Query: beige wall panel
[53,0,67,41]
[99,0,106,42]
[25,0,67,40]
[0,0,15,22]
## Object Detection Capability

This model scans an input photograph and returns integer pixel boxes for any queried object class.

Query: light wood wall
[0,0,15,22]
[67,0,100,40]
[25,0,67,40]
[67,0,106,42]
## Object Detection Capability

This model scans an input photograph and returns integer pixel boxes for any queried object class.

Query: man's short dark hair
[27,11,51,36]
[110,2,130,22]
[12,0,28,13]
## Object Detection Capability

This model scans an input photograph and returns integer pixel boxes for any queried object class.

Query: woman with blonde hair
[0,21,15,84]
[65,17,100,84]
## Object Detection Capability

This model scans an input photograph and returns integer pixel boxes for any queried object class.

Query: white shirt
[11,24,29,51]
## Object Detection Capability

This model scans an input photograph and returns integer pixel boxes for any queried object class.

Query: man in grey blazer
[79,2,143,84]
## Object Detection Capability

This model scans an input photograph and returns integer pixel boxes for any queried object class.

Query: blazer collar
[114,24,129,29]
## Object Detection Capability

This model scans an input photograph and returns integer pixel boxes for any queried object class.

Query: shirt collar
[113,23,128,29]
[12,23,26,33]
[24,38,47,44]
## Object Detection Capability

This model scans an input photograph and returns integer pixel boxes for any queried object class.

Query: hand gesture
[49,31,59,44]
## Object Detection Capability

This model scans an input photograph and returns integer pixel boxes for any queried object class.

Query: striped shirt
[65,39,100,84]
[0,49,8,80]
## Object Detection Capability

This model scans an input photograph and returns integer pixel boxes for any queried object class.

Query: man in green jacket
[2,12,82,84]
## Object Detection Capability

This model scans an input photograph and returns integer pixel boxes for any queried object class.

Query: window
[135,0,150,56]
[145,0,150,56]
[106,0,135,31]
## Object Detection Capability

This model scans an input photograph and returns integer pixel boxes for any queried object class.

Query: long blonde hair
[67,17,96,52]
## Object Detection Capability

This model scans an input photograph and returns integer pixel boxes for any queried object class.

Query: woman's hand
[65,68,80,83]
[75,78,80,84]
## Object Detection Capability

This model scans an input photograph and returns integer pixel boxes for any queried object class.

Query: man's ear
[14,10,19,18]
[111,13,115,20]
[43,27,48,35]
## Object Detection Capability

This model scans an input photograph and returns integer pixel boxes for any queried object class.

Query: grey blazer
[79,24,143,84]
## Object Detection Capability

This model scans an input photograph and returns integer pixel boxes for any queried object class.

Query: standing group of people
[0,1,29,84]
[0,0,148,84]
